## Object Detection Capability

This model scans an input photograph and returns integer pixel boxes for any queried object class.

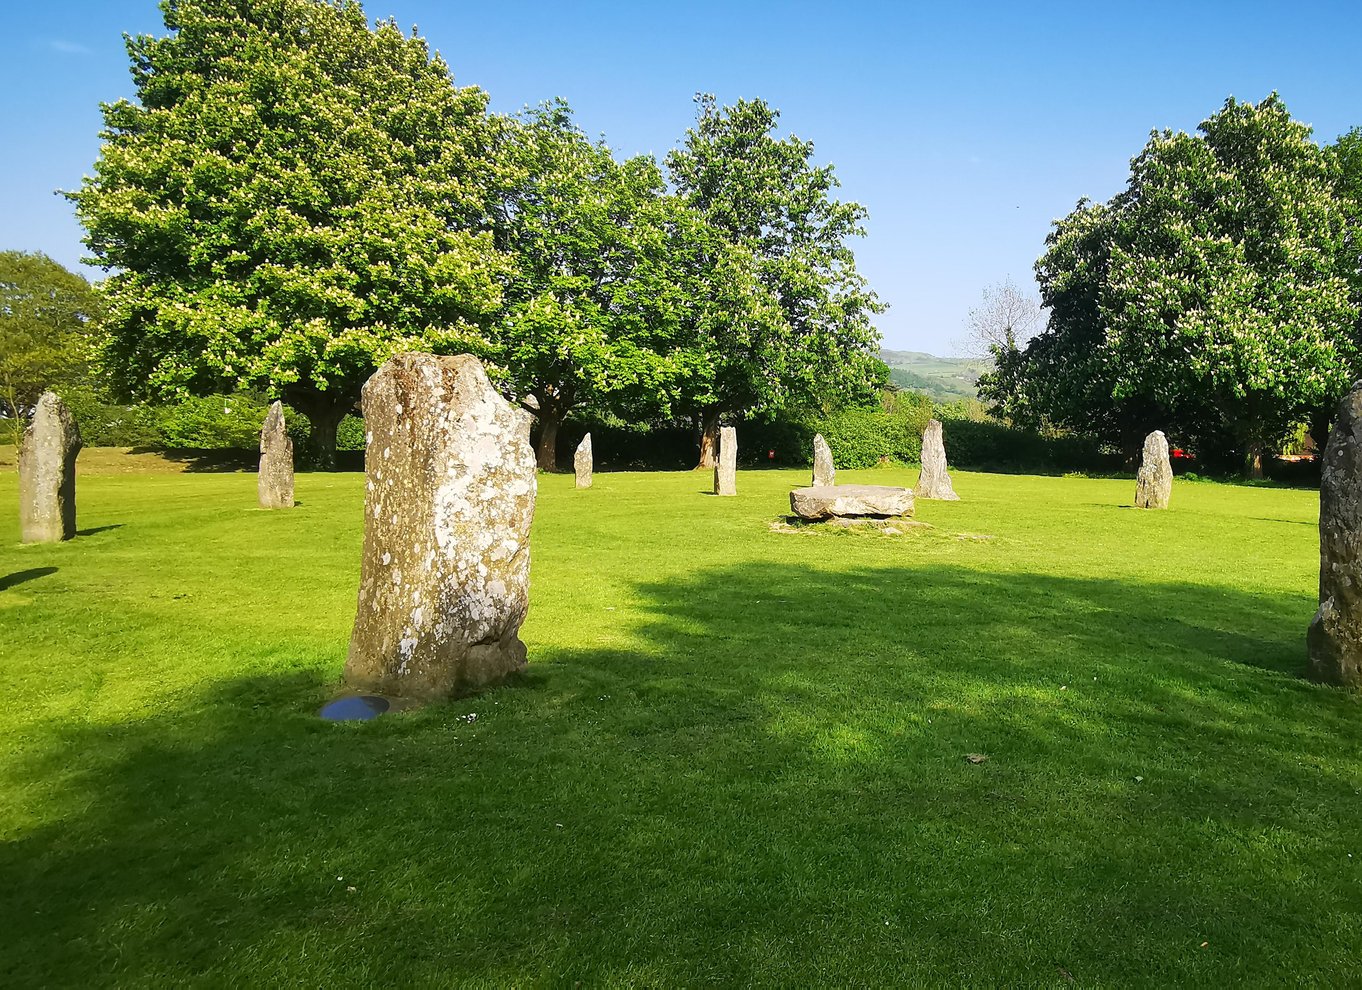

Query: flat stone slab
[789,484,914,520]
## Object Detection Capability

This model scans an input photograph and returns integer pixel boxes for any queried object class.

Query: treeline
[53,0,884,469]
[981,94,1362,477]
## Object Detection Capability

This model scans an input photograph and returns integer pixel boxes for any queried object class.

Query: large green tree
[70,0,508,463]
[667,95,885,468]
[492,104,724,470]
[0,252,104,446]
[983,95,1360,474]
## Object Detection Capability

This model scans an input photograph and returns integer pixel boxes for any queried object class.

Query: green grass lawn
[1,464,1359,985]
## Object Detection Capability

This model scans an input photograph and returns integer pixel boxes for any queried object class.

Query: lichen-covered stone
[790,484,914,520]
[916,419,958,500]
[1309,384,1362,687]
[574,433,592,489]
[1134,430,1172,510]
[344,353,536,700]
[812,433,835,487]
[714,425,737,496]
[258,400,294,509]
[18,391,81,543]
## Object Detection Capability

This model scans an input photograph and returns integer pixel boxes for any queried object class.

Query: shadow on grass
[130,446,259,472]
[76,525,124,537]
[3,565,1360,985]
[0,566,57,591]
[129,447,367,473]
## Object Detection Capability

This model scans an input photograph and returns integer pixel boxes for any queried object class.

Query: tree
[70,0,509,464]
[958,276,1045,358]
[667,95,885,468]
[0,252,103,446]
[982,94,1360,475]
[492,104,727,469]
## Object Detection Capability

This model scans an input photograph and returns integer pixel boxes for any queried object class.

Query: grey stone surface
[18,391,81,543]
[1309,383,1362,687]
[790,484,914,520]
[574,433,592,489]
[916,419,959,500]
[344,353,537,700]
[258,400,295,509]
[812,433,835,487]
[1134,430,1172,510]
[714,425,737,495]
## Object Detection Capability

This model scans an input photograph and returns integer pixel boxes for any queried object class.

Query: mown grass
[1,463,1358,986]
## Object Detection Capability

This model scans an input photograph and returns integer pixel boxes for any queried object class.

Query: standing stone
[18,391,81,543]
[812,433,836,487]
[916,419,959,501]
[1134,430,1173,510]
[258,401,294,509]
[1309,383,1362,687]
[344,353,536,700]
[574,433,593,489]
[714,426,737,496]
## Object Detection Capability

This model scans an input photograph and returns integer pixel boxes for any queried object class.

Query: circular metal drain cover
[319,695,390,721]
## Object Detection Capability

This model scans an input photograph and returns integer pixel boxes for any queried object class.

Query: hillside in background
[880,349,990,402]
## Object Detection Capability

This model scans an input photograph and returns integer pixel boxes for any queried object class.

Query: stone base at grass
[789,484,914,521]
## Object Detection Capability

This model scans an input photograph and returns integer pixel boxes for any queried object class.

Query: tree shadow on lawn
[4,565,1362,985]
[0,566,57,591]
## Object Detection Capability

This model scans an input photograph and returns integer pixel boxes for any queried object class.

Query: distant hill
[879,349,990,402]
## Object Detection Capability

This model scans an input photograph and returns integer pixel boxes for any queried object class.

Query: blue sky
[4,0,1361,354]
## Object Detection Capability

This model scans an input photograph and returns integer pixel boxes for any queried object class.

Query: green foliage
[336,415,366,451]
[493,103,719,467]
[935,418,1120,474]
[148,393,267,449]
[667,95,885,423]
[55,386,344,453]
[743,390,934,468]
[983,94,1361,470]
[0,252,104,445]
[56,387,162,448]
[70,0,509,455]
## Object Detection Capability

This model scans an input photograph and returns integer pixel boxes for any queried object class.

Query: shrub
[337,415,366,451]
[55,387,162,447]
[935,417,1121,474]
[153,393,276,448]
[742,391,934,469]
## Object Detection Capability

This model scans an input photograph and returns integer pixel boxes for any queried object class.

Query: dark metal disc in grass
[319,695,390,721]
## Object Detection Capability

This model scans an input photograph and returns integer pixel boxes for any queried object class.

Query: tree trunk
[536,409,562,471]
[1310,407,1332,460]
[287,391,349,471]
[308,405,346,471]
[695,408,720,470]
[1245,445,1265,480]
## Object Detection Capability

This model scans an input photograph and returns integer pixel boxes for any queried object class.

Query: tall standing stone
[18,391,81,543]
[1309,383,1362,687]
[258,401,294,509]
[812,433,836,487]
[344,353,537,700]
[916,419,959,501]
[714,426,737,496]
[574,433,593,489]
[1134,430,1173,510]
